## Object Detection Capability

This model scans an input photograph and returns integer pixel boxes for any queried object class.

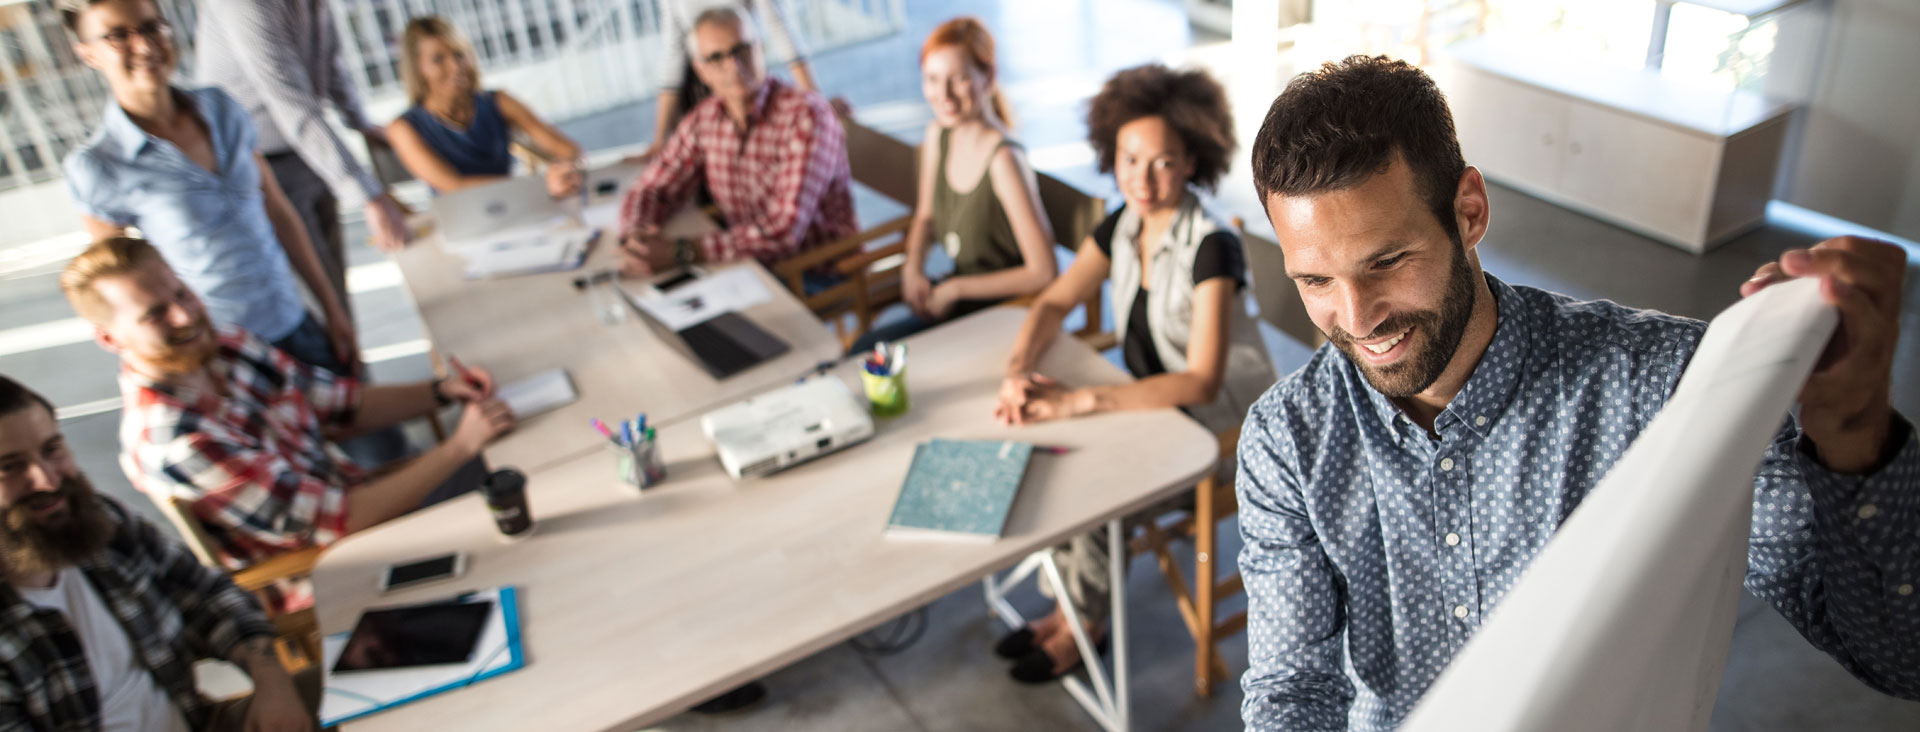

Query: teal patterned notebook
[885,439,1034,541]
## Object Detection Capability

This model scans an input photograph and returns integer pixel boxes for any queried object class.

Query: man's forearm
[338,382,438,437]
[343,439,479,533]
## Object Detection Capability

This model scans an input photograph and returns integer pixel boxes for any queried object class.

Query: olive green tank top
[932,127,1025,278]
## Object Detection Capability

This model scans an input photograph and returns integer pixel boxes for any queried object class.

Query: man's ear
[92,326,122,356]
[1454,166,1492,253]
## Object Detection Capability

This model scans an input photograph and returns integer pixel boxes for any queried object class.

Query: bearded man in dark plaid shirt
[0,376,318,731]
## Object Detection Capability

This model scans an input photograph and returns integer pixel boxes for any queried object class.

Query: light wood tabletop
[312,306,1219,731]
[392,203,844,473]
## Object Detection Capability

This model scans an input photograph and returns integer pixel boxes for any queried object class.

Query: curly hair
[1085,64,1236,191]
[1251,55,1466,245]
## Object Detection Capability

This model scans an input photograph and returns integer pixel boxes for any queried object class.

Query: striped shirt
[194,0,382,201]
[118,326,362,570]
[0,495,275,732]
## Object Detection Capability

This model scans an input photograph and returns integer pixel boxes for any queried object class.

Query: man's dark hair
[0,376,55,420]
[1085,64,1237,192]
[1251,55,1467,244]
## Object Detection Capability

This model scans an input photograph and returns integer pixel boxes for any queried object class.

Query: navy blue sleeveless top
[401,90,512,190]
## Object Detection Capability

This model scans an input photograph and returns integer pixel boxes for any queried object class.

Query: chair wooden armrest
[833,237,909,277]
[231,547,325,594]
[770,216,912,292]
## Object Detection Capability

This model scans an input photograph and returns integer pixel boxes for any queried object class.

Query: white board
[1401,278,1836,732]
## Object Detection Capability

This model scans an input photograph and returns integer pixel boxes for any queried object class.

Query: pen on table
[590,418,616,444]
[1034,445,1072,455]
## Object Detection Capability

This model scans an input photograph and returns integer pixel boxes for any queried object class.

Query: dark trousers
[264,152,349,321]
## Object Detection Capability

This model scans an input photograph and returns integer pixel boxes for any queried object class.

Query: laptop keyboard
[681,322,758,376]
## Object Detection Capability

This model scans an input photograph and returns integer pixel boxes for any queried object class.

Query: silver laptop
[432,176,558,244]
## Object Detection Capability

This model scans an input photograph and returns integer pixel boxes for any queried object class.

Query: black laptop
[627,271,790,378]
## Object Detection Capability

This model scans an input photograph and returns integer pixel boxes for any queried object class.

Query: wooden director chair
[768,113,917,349]
[150,495,325,672]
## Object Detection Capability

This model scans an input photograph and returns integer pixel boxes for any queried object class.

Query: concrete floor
[2,0,1917,729]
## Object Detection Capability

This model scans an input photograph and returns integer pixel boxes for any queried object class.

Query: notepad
[884,439,1033,542]
[496,368,577,419]
[320,586,525,726]
[459,227,596,279]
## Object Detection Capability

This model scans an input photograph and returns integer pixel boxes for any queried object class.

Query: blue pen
[635,413,647,436]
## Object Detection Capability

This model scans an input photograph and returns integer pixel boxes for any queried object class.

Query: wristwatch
[673,237,697,267]
[432,376,454,407]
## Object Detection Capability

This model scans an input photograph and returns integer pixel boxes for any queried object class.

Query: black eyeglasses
[90,19,172,52]
[697,42,754,67]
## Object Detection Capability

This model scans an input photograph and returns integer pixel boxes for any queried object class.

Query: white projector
[699,377,874,479]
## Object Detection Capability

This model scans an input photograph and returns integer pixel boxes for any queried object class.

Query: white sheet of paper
[1401,278,1836,732]
[495,368,577,419]
[626,266,772,331]
[458,227,594,279]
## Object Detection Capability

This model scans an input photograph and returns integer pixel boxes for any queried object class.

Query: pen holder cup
[860,367,910,418]
[613,438,667,490]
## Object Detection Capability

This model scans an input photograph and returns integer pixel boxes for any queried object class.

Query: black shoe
[993,627,1036,659]
[1008,636,1108,685]
[690,682,767,714]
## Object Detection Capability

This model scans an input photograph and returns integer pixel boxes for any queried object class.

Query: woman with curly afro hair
[989,63,1276,683]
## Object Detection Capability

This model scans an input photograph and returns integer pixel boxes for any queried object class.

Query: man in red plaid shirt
[617,5,857,280]
[59,237,516,571]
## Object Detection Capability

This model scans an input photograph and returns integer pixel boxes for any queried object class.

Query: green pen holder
[860,367,910,418]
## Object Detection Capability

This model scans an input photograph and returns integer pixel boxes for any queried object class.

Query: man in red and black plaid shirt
[59,237,516,571]
[617,5,857,280]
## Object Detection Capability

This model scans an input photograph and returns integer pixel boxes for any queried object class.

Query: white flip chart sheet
[1402,278,1836,732]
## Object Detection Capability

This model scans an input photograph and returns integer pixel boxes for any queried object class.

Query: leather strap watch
[673,237,698,267]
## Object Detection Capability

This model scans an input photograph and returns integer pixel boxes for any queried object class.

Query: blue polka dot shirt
[1236,273,1920,731]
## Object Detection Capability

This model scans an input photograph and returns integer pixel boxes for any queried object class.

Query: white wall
[1777,0,1920,242]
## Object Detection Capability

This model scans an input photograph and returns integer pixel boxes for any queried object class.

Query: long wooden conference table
[314,191,1219,731]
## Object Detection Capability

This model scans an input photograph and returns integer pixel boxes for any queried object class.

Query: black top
[1091,207,1247,378]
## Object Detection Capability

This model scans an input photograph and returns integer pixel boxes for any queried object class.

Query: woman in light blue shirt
[61,0,357,373]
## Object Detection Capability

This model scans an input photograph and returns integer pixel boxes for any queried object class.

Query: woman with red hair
[851,16,1057,352]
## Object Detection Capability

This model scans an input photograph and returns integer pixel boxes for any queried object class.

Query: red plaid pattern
[620,78,857,264]
[118,326,361,570]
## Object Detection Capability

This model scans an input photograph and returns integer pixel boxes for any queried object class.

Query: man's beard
[1,473,113,576]
[142,315,218,376]
[1329,240,1479,398]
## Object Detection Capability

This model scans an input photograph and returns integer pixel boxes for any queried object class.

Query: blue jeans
[272,314,414,471]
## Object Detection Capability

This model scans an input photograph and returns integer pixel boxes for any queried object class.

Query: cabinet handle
[1569,141,1583,155]
[1541,133,1554,146]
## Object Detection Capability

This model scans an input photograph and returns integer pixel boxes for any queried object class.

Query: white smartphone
[377,552,466,592]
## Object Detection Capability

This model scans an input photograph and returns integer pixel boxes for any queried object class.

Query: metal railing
[0,0,903,194]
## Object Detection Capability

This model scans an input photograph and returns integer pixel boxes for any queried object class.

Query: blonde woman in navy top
[387,16,582,197]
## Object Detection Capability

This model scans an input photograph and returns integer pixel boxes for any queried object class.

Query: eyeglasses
[90,19,172,52]
[696,42,754,67]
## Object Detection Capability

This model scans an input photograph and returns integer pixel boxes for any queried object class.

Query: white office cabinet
[1437,38,1796,253]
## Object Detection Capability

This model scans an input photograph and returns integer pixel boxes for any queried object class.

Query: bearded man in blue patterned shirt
[1236,55,1920,731]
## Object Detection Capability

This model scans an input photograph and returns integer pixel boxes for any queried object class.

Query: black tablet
[331,599,494,674]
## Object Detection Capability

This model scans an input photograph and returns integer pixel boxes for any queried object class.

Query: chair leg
[1195,475,1219,698]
